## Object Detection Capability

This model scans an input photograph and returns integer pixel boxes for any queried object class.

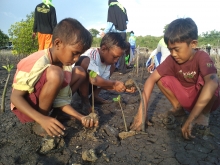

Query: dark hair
[164,18,198,45]
[130,31,134,34]
[100,32,126,50]
[125,41,130,49]
[52,18,92,52]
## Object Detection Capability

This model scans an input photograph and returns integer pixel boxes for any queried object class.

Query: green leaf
[113,95,121,102]
[8,64,14,72]
[89,70,97,78]
[2,66,7,70]
[2,64,14,72]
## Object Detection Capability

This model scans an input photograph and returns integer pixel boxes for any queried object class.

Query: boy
[74,32,135,114]
[11,18,98,138]
[130,18,220,140]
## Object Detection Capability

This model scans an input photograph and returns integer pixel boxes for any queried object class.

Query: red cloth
[157,50,217,87]
[160,75,220,112]
[12,70,47,123]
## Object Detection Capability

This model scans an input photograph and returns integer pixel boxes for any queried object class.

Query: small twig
[136,53,139,75]
[1,74,10,112]
[1,61,14,113]
[141,59,145,81]
[141,68,144,80]
[89,71,98,114]
[91,84,94,113]
[118,101,128,132]
[132,79,145,132]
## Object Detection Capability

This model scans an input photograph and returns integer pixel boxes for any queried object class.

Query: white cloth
[146,38,170,69]
[76,48,111,80]
[148,49,157,60]
[156,38,170,63]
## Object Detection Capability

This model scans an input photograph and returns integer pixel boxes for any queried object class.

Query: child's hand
[81,116,99,127]
[147,63,155,73]
[125,87,136,93]
[39,116,65,137]
[113,81,126,92]
[181,121,195,139]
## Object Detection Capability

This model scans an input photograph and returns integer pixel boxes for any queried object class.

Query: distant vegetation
[0,12,219,55]
[8,12,38,55]
[0,30,9,49]
[198,30,220,48]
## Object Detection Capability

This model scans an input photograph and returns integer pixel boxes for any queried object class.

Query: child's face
[56,42,85,66]
[100,46,125,65]
[167,40,198,64]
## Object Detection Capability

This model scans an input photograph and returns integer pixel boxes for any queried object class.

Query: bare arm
[182,73,219,139]
[90,75,116,89]
[188,73,218,121]
[80,56,126,92]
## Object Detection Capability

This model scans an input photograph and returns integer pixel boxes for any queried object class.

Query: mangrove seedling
[89,70,98,113]
[124,79,146,132]
[113,95,128,132]
[88,70,99,124]
[1,64,14,113]
[114,95,136,140]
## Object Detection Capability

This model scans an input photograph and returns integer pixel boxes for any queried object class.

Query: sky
[0,0,219,37]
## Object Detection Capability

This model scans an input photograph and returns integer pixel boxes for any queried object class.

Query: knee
[47,66,64,87]
[156,76,175,91]
[156,78,163,88]
[157,76,176,86]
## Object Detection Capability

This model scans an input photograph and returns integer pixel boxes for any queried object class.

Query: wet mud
[0,55,220,165]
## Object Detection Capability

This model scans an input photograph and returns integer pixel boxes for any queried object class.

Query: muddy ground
[0,52,220,165]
